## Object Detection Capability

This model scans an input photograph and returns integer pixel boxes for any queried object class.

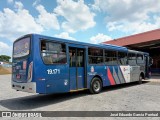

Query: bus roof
[33,34,128,52]
[16,34,147,53]
[128,49,149,55]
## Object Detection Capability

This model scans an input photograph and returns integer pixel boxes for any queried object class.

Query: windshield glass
[13,37,30,58]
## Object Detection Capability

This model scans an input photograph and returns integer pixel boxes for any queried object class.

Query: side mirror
[149,57,153,66]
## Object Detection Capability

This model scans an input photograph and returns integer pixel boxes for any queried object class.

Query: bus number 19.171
[47,69,60,74]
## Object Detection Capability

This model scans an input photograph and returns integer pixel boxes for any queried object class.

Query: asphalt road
[0,75,160,120]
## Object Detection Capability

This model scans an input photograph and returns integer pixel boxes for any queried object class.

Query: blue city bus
[12,34,152,94]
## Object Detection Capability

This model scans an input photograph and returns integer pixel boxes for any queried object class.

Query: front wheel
[89,77,102,94]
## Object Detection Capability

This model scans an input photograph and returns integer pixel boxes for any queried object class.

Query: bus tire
[89,77,102,94]
[138,74,143,84]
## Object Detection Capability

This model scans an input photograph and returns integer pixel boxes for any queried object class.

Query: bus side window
[137,54,144,64]
[41,41,52,64]
[88,48,103,64]
[41,41,46,51]
[118,52,127,65]
[128,53,137,66]
[41,41,67,64]
[43,54,53,64]
[105,50,118,65]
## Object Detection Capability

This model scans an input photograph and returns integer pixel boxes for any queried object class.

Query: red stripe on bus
[107,67,116,85]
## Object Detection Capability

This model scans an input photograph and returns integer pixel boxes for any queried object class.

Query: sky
[0,0,160,57]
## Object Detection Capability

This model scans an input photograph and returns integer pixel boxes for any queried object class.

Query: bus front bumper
[12,81,36,93]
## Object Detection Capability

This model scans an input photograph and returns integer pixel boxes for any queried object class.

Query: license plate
[16,74,21,79]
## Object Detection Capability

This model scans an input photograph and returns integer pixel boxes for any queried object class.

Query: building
[103,29,160,74]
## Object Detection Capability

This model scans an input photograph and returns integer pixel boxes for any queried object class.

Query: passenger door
[144,56,150,78]
[69,47,85,90]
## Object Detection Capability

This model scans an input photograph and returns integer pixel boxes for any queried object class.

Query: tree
[0,55,11,62]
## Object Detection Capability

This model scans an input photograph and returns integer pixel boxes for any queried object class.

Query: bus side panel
[33,64,47,94]
[32,35,47,94]
[106,66,121,86]
[45,65,70,94]
[87,65,111,88]
[108,66,121,84]
[87,65,136,89]
[36,80,46,94]
[105,66,130,85]
[33,35,70,94]
[103,66,112,87]
[33,62,70,94]
[117,66,126,84]
[130,66,140,82]
[119,66,131,83]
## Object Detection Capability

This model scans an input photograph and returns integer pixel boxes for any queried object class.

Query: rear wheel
[138,74,143,84]
[89,77,102,94]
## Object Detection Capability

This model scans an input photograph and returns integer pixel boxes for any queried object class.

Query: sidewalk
[144,76,160,82]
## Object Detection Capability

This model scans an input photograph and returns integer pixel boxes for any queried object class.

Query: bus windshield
[13,37,30,58]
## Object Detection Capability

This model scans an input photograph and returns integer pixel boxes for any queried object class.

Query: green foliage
[0,55,11,62]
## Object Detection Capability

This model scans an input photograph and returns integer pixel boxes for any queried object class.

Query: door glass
[69,48,76,67]
[69,48,84,67]
[77,49,84,67]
